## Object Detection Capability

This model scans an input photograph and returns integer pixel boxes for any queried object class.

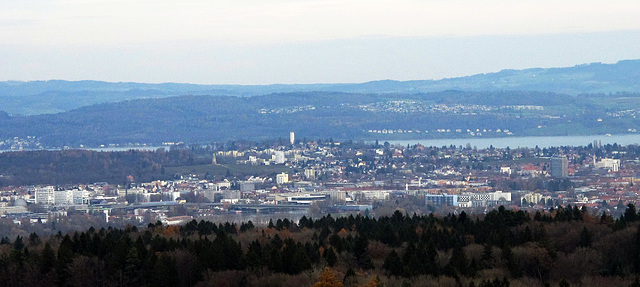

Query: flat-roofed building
[35,186,55,205]
[551,156,568,178]
[425,193,458,207]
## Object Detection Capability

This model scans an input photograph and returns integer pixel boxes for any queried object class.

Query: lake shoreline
[386,133,640,149]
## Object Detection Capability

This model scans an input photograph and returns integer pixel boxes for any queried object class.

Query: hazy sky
[2,0,640,84]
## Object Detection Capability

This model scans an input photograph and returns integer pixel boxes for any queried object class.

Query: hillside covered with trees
[2,205,640,286]
[1,89,640,147]
[0,149,205,186]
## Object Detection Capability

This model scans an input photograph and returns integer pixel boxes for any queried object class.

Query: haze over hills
[1,60,640,115]
[1,60,640,147]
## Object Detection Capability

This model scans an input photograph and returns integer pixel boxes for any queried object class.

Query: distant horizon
[3,55,639,86]
[3,1,640,85]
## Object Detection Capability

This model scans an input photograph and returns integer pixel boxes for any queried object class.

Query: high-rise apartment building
[550,155,568,178]
[274,151,286,164]
[276,172,289,185]
[34,186,55,205]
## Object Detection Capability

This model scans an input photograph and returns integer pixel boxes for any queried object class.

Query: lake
[388,134,640,149]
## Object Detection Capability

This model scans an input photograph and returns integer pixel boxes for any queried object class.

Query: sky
[2,0,640,84]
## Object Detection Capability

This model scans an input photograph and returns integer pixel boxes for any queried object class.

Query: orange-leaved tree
[362,276,384,287]
[313,267,344,287]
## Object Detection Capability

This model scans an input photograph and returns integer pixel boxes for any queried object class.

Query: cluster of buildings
[0,136,42,151]
[1,135,639,226]
[426,190,512,208]
[32,186,90,206]
[366,128,513,136]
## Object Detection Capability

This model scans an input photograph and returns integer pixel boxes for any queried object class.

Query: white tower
[289,132,295,145]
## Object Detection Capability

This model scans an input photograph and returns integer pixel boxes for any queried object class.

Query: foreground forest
[3,206,640,286]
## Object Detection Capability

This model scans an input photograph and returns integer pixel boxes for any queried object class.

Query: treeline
[2,205,640,286]
[0,149,207,186]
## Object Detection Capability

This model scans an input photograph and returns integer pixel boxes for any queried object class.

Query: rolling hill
[1,60,640,115]
[0,90,638,147]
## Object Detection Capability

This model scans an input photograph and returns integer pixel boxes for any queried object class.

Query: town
[0,133,637,237]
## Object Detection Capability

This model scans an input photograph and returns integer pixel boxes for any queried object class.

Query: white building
[322,190,347,202]
[522,192,544,205]
[360,190,390,201]
[276,173,289,185]
[491,190,512,201]
[500,166,512,175]
[595,158,620,172]
[54,190,73,206]
[53,189,90,206]
[425,193,458,207]
[72,190,90,205]
[216,180,232,190]
[287,194,327,204]
[34,186,55,205]
[274,151,286,164]
[457,191,512,207]
[290,132,295,145]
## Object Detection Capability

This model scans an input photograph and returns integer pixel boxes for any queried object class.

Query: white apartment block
[274,151,286,164]
[522,192,544,205]
[360,190,390,201]
[54,190,73,206]
[72,190,90,205]
[457,191,512,207]
[34,186,55,205]
[276,173,289,185]
[55,190,89,206]
[35,187,89,206]
[322,190,347,202]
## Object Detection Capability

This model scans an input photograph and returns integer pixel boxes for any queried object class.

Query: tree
[382,250,403,276]
[353,234,374,269]
[447,244,469,276]
[501,244,516,276]
[342,268,358,287]
[481,243,493,267]
[325,247,337,267]
[245,240,263,268]
[28,232,41,246]
[13,236,24,250]
[40,242,56,274]
[579,227,592,248]
[363,276,384,287]
[634,225,640,273]
[124,246,142,285]
[66,256,106,287]
[313,267,344,287]
[625,204,638,222]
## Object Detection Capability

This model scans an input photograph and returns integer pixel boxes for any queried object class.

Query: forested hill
[2,206,640,286]
[1,90,640,147]
[1,60,640,115]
